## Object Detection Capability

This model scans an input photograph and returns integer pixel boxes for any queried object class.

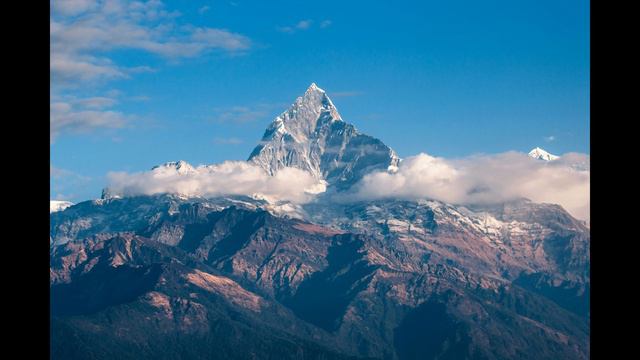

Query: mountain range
[50,84,589,359]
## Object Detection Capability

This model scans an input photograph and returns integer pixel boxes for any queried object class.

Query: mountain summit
[528,147,559,161]
[248,83,399,190]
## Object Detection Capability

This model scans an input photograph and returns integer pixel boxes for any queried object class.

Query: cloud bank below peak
[106,161,323,204]
[104,150,589,221]
[346,151,590,221]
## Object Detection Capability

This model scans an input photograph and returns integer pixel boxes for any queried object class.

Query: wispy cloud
[50,53,127,85]
[544,135,556,142]
[50,97,130,140]
[198,5,210,14]
[51,165,90,181]
[277,19,330,33]
[296,20,313,30]
[74,96,118,109]
[51,165,92,201]
[51,0,97,16]
[51,0,252,137]
[51,2,251,85]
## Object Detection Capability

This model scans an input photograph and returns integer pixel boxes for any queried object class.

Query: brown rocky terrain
[51,198,589,359]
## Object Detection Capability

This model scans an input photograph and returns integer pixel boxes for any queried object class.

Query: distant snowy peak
[101,161,196,200]
[528,147,559,161]
[151,160,196,175]
[248,83,400,189]
[50,200,73,213]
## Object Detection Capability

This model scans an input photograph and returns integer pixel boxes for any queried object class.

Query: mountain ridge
[50,197,589,359]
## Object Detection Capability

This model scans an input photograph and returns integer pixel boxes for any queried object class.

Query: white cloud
[50,0,252,137]
[347,152,590,220]
[277,19,314,33]
[51,165,92,201]
[198,5,210,14]
[106,161,323,204]
[104,151,589,220]
[544,135,556,142]
[51,1,251,85]
[50,53,127,84]
[320,20,332,28]
[50,99,129,138]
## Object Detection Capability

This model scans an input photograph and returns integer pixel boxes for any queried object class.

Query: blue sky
[51,0,590,202]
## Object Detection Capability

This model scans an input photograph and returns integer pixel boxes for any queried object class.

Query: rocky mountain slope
[51,199,588,359]
[50,84,589,359]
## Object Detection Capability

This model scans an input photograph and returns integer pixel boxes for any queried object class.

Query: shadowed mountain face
[394,295,472,360]
[51,233,358,360]
[283,234,379,332]
[50,84,589,359]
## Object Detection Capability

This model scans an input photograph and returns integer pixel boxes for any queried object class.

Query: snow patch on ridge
[51,200,74,213]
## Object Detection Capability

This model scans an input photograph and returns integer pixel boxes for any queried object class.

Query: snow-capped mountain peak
[151,160,196,175]
[248,83,399,189]
[528,147,559,161]
[277,82,342,142]
[50,200,74,213]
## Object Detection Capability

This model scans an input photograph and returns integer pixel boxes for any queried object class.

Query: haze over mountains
[50,84,590,359]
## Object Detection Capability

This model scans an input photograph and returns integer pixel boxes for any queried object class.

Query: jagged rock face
[51,195,588,287]
[49,194,271,247]
[304,198,590,284]
[248,83,399,190]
